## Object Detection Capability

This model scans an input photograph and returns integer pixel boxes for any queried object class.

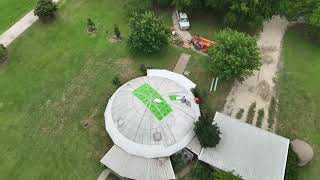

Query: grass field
[277,25,320,180]
[0,0,37,33]
[0,0,232,179]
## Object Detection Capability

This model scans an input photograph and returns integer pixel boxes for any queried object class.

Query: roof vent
[153,132,162,141]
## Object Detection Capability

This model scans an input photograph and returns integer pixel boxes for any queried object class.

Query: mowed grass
[0,0,186,179]
[277,26,320,180]
[0,0,233,179]
[185,51,233,114]
[0,0,37,33]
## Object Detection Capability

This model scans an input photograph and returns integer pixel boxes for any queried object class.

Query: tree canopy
[128,11,168,54]
[34,0,57,19]
[194,114,221,148]
[208,29,261,81]
[174,0,277,27]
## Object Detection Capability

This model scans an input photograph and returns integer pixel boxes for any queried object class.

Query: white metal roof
[199,112,289,180]
[104,75,200,158]
[186,137,202,156]
[147,69,196,90]
[101,145,175,180]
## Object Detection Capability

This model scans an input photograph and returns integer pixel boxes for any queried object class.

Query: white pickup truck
[176,10,190,30]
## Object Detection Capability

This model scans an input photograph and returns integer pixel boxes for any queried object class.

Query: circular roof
[104,76,200,158]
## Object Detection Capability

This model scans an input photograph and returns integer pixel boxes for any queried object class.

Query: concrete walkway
[97,169,111,180]
[173,53,191,74]
[0,0,59,47]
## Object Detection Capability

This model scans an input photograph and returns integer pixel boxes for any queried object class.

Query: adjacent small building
[199,112,290,180]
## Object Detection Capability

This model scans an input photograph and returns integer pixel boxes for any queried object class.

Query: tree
[208,29,261,81]
[114,24,121,39]
[128,11,168,54]
[223,0,278,27]
[34,0,57,19]
[0,44,8,64]
[279,0,320,41]
[194,114,221,148]
[172,0,277,27]
[87,18,96,32]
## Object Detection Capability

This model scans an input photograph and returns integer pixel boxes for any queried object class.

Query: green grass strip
[133,83,172,121]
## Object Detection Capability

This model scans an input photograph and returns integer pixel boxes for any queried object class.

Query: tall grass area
[0,0,37,33]
[278,25,320,180]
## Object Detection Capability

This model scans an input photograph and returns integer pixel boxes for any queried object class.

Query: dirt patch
[171,11,192,46]
[82,108,98,128]
[114,58,138,81]
[262,54,273,64]
[108,36,121,43]
[256,80,271,101]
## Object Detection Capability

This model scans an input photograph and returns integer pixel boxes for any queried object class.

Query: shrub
[224,12,237,27]
[212,170,242,180]
[285,147,299,180]
[194,114,221,148]
[128,11,168,54]
[236,108,244,119]
[256,109,265,127]
[112,76,121,87]
[208,29,261,81]
[0,44,8,64]
[34,0,57,19]
[114,24,121,39]
[191,161,213,180]
[246,102,256,124]
[170,153,185,173]
[87,18,96,32]
[268,97,276,129]
[139,64,148,75]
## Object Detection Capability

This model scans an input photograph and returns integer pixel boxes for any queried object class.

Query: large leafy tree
[208,29,261,81]
[128,11,168,54]
[34,0,57,19]
[194,114,221,148]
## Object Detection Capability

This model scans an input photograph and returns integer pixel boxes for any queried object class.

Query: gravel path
[0,0,59,47]
[223,16,289,130]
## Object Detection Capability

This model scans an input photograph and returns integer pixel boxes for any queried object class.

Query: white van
[176,10,190,30]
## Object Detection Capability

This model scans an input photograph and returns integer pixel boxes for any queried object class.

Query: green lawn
[277,25,320,180]
[0,0,232,179]
[0,0,37,33]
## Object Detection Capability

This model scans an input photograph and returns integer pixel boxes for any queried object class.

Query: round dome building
[100,70,200,179]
